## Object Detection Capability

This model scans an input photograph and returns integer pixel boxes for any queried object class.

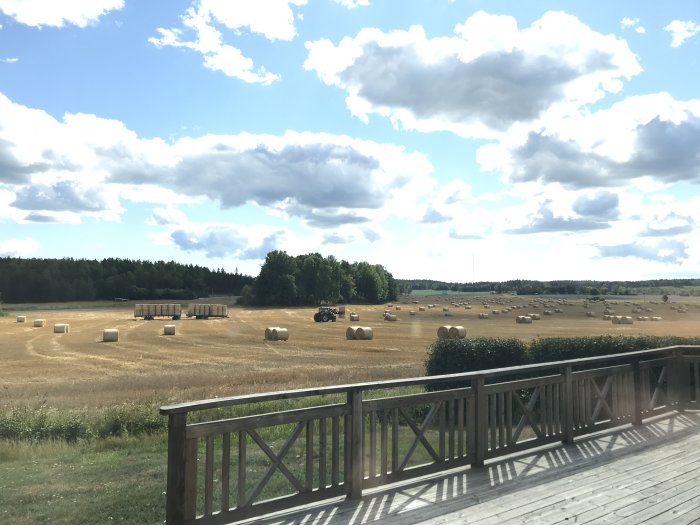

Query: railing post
[347,388,364,499]
[165,412,187,525]
[632,358,643,426]
[673,348,687,412]
[472,376,486,468]
[562,366,574,445]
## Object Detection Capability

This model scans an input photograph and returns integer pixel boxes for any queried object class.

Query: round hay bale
[395,306,401,310]
[612,316,621,324]
[272,327,289,341]
[103,328,119,342]
[33,319,45,327]
[478,313,489,319]
[409,310,416,316]
[651,316,663,321]
[164,324,176,336]
[516,316,533,324]
[437,325,452,339]
[620,316,634,324]
[346,326,358,340]
[384,313,398,321]
[16,315,26,323]
[586,312,595,317]
[418,306,426,312]
[264,327,276,340]
[448,326,466,339]
[356,327,373,340]
[529,313,541,320]
[349,313,360,322]
[53,323,69,334]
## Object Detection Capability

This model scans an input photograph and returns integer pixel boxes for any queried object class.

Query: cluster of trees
[0,257,252,303]
[398,278,700,297]
[239,251,398,306]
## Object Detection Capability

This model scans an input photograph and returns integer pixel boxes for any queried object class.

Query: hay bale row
[265,327,289,341]
[347,326,373,340]
[53,323,69,333]
[516,316,532,324]
[478,313,489,319]
[437,325,466,339]
[611,316,634,325]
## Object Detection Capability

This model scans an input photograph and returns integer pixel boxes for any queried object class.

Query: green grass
[0,435,167,525]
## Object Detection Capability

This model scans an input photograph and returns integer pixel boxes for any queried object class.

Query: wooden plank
[204,435,214,516]
[220,433,230,512]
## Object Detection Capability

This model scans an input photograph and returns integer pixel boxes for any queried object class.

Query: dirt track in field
[2,296,699,408]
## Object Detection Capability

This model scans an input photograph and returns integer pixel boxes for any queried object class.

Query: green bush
[528,335,700,363]
[425,337,528,390]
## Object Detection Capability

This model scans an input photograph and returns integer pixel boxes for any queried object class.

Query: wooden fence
[161,345,700,525]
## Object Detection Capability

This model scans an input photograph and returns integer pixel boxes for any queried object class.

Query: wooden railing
[161,345,700,525]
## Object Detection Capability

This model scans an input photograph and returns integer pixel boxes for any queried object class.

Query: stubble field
[3,294,700,410]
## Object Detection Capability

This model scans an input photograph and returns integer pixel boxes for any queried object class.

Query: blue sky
[0,0,699,282]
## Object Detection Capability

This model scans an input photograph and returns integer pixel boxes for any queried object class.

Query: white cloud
[149,0,307,84]
[332,0,369,7]
[480,93,700,189]
[304,11,641,138]
[0,92,435,230]
[0,0,123,28]
[0,237,40,257]
[621,17,645,34]
[664,20,700,48]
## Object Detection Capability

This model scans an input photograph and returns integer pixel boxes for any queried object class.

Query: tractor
[313,306,338,322]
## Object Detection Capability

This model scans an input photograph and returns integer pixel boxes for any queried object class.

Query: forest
[0,257,252,303]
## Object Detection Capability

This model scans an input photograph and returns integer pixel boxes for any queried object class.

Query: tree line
[0,257,252,303]
[238,251,398,306]
[398,278,700,297]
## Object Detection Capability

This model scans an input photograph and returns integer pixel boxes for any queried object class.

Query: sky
[0,0,699,283]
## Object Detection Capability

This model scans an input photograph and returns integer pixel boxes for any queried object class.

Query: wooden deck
[249,412,700,525]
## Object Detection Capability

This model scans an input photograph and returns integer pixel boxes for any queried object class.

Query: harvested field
[3,295,700,409]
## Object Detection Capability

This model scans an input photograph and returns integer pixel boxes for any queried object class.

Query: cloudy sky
[1,1,699,282]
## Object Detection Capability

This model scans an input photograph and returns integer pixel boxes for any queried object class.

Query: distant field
[3,294,700,410]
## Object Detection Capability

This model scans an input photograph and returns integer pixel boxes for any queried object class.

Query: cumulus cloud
[597,240,688,263]
[641,212,693,237]
[149,0,307,84]
[509,201,610,234]
[421,207,450,223]
[304,11,641,137]
[0,0,123,28]
[12,181,110,212]
[0,92,435,230]
[170,225,285,259]
[664,20,700,48]
[621,17,645,33]
[0,237,40,257]
[488,94,700,189]
[573,191,619,219]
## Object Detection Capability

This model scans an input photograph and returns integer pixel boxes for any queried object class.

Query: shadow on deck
[250,412,700,525]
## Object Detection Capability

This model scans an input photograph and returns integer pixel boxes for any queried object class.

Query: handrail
[161,344,700,525]
[160,345,694,414]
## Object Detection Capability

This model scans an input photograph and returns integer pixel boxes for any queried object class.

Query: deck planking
[243,412,700,525]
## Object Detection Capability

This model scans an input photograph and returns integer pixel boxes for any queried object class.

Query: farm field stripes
[2,295,700,409]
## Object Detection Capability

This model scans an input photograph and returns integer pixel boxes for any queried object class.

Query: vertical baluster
[457,397,465,458]
[332,416,340,487]
[204,435,214,516]
[369,411,376,479]
[438,401,446,461]
[238,431,246,508]
[489,393,496,452]
[221,433,230,512]
[553,383,560,436]
[306,420,314,492]
[392,408,399,474]
[381,409,388,476]
[448,400,455,460]
[184,437,198,520]
[694,362,700,404]
[497,392,505,449]
[319,418,327,490]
